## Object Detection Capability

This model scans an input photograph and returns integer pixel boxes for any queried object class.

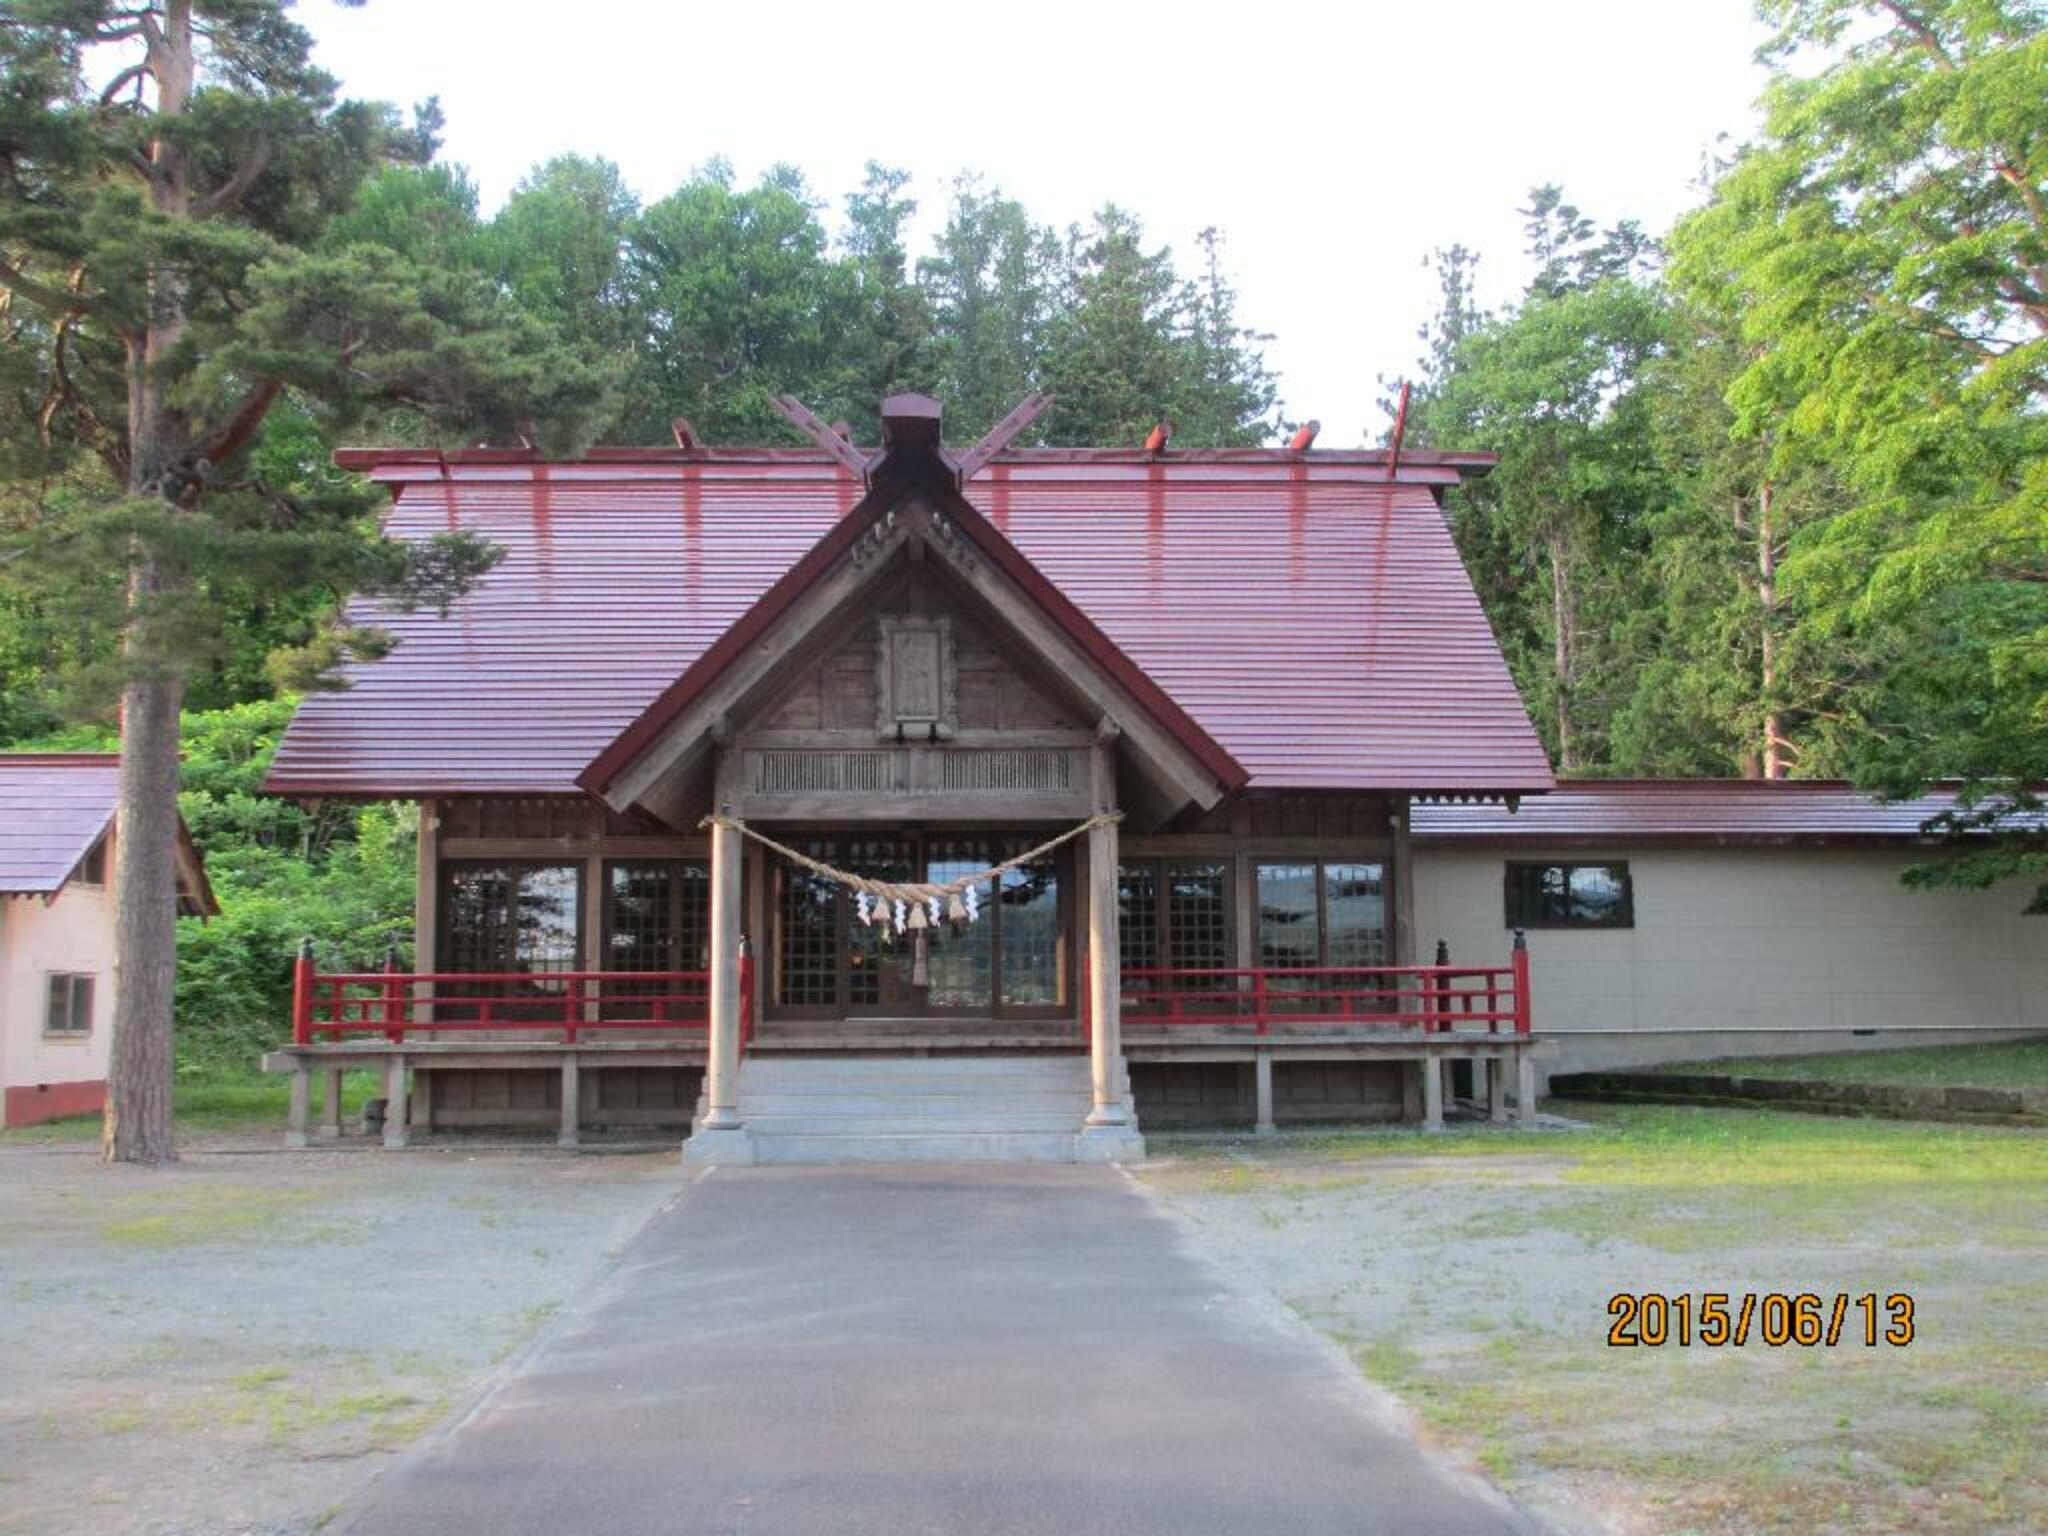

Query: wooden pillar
[1488,1056,1508,1124]
[582,849,606,1025]
[559,1052,580,1148]
[321,1066,343,1137]
[383,1053,409,1149]
[1253,1049,1275,1135]
[1421,1053,1444,1133]
[413,800,439,1027]
[703,811,744,1128]
[1516,1049,1539,1126]
[682,743,755,1165]
[1390,798,1416,967]
[1084,816,1128,1125]
[1083,726,1130,1131]
[285,1065,310,1149]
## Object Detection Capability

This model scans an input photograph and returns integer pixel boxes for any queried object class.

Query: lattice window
[926,836,997,1009]
[1117,863,1160,981]
[997,840,1063,1007]
[605,861,710,1019]
[1257,862,1324,1012]
[776,842,842,1008]
[1166,861,1231,985]
[1323,863,1387,968]
[842,837,914,1007]
[440,863,580,1021]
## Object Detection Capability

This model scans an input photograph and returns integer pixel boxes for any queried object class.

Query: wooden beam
[957,391,1054,480]
[770,395,871,478]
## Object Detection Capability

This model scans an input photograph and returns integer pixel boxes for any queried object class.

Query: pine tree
[919,176,1060,441]
[0,1,615,1161]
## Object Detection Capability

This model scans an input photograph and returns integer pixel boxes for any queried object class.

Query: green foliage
[1667,0,2048,904]
[1406,189,1669,771]
[1400,6,2045,909]
[0,2,615,721]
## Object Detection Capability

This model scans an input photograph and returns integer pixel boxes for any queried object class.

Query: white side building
[0,755,216,1127]
[1412,781,2047,1081]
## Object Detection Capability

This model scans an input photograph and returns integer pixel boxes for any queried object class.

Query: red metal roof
[267,448,1554,799]
[0,754,118,895]
[579,454,1249,799]
[1410,779,2041,844]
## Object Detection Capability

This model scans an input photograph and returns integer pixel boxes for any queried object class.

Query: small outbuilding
[0,754,217,1127]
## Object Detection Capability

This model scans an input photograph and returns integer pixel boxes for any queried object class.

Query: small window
[1504,861,1633,929]
[45,973,95,1037]
[76,838,107,887]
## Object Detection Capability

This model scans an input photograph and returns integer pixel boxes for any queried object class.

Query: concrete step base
[687,1052,1142,1165]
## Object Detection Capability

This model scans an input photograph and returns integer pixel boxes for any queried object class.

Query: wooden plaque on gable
[876,615,957,739]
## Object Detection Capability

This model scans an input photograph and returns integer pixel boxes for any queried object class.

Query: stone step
[740,1056,1091,1080]
[747,1131,1089,1164]
[742,1111,1090,1134]
[689,1052,1143,1166]
[738,1092,1092,1115]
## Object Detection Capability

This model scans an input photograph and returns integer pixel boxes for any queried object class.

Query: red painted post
[291,938,315,1046]
[1254,968,1268,1037]
[1512,929,1532,1036]
[383,947,404,1044]
[1433,939,1451,1033]
[565,974,582,1045]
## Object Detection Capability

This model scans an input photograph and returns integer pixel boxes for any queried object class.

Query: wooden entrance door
[767,832,1068,1021]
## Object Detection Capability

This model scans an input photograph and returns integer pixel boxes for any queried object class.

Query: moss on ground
[1144,1104,2048,1536]
[1642,1038,2048,1090]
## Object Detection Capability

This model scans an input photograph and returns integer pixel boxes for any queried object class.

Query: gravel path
[0,1140,678,1536]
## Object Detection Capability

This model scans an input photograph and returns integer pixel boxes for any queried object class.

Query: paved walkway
[341,1164,1539,1536]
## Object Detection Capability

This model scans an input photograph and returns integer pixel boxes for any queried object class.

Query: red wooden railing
[1122,949,1531,1037]
[288,944,759,1047]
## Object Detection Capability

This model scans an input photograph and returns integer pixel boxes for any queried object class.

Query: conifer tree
[0,1,615,1161]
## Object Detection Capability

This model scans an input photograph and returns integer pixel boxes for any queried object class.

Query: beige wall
[1412,843,2048,1076]
[2,874,116,1120]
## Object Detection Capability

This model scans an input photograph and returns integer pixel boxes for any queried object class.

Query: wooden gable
[749,568,1082,740]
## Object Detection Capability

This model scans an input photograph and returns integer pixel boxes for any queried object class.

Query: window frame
[1502,859,1635,930]
[435,859,587,976]
[44,972,95,1038]
[1252,859,1391,970]
[74,836,107,888]
[1118,857,1235,976]
[600,858,711,974]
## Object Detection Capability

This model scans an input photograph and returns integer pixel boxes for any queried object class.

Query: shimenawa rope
[699,811,1121,934]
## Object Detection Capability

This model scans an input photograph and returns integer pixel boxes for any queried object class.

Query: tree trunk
[1548,529,1577,772]
[103,0,196,1164]
[1758,477,1784,780]
[102,648,184,1164]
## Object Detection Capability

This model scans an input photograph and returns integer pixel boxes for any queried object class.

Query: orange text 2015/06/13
[1606,1292,1915,1348]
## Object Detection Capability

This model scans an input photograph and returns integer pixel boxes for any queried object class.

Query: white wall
[1,875,116,1122]
[1412,844,2048,1077]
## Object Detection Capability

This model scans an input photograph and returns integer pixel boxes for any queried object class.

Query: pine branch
[196,377,284,470]
[191,135,271,221]
[98,63,150,106]
[0,255,96,320]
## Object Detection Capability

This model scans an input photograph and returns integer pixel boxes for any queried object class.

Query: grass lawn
[1141,1105,2048,1536]
[0,1067,381,1145]
[1643,1038,2048,1090]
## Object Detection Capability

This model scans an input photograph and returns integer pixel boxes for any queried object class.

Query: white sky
[302,0,1772,446]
